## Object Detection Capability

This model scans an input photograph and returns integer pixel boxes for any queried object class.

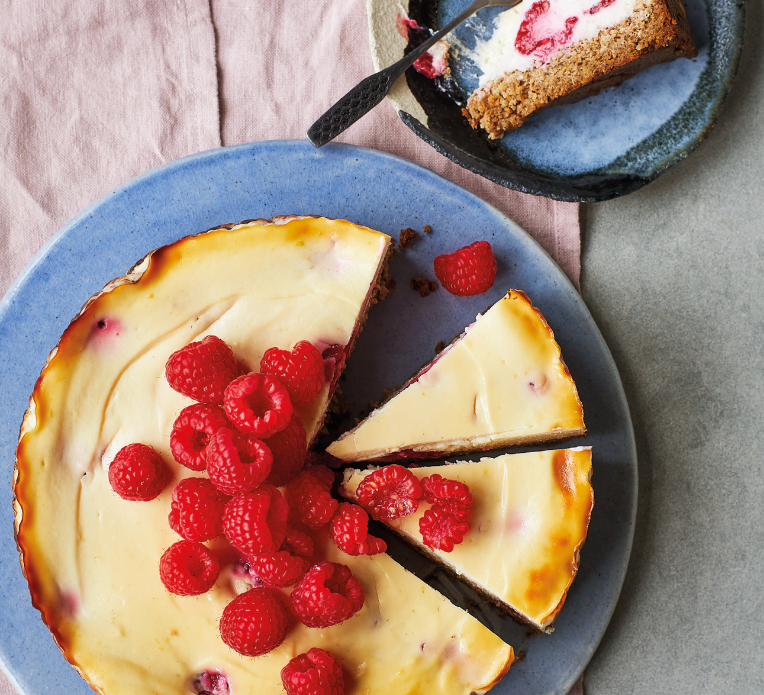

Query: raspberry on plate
[263,416,307,487]
[168,478,228,542]
[219,587,290,657]
[421,474,472,522]
[206,427,273,496]
[165,335,239,404]
[330,503,386,556]
[281,648,345,695]
[284,466,338,530]
[170,403,230,471]
[433,240,497,296]
[249,528,314,588]
[222,486,289,556]
[291,561,365,628]
[107,443,168,501]
[260,341,326,408]
[419,503,470,552]
[159,540,220,595]
[224,373,293,438]
[355,465,422,520]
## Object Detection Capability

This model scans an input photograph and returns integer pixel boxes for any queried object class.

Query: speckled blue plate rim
[0,140,637,695]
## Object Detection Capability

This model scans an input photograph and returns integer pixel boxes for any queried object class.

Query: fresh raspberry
[224,373,293,438]
[421,474,472,521]
[263,416,307,487]
[170,403,230,471]
[284,466,338,529]
[168,478,228,542]
[355,465,422,520]
[249,528,313,588]
[219,587,290,657]
[330,503,386,556]
[165,335,239,404]
[206,427,272,496]
[281,648,345,695]
[260,341,326,408]
[321,344,347,388]
[303,463,336,489]
[192,671,230,695]
[222,486,289,556]
[159,540,220,595]
[290,562,365,628]
[433,241,497,296]
[108,443,168,501]
[419,503,470,552]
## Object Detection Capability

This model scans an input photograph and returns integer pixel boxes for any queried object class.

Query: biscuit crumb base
[464,0,696,138]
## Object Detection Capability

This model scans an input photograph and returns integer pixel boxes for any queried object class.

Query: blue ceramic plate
[368,0,744,201]
[0,141,636,695]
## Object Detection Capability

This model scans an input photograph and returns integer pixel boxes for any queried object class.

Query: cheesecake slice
[341,448,594,632]
[463,0,697,137]
[327,290,585,463]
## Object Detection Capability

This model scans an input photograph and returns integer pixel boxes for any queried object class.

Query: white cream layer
[473,0,641,85]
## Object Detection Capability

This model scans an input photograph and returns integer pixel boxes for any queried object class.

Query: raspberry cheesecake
[327,290,585,463]
[13,216,515,694]
[341,448,594,632]
[463,0,696,137]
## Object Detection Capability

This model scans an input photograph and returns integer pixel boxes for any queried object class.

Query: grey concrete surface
[581,3,763,693]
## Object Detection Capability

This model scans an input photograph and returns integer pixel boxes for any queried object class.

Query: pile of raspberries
[106,335,385,695]
[354,465,472,553]
[107,334,473,694]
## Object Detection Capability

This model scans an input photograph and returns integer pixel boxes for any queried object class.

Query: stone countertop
[581,3,763,692]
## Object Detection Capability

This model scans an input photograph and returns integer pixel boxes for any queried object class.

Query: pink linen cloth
[0,1,582,694]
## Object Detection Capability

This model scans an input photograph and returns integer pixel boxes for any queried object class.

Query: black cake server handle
[306,0,517,148]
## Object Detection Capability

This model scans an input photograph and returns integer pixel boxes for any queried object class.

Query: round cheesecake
[13,216,514,695]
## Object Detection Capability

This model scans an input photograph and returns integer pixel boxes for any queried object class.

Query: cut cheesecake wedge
[327,290,585,463]
[341,448,594,632]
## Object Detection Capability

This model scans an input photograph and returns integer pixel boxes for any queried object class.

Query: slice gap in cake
[327,290,585,463]
[341,447,594,633]
[463,0,697,137]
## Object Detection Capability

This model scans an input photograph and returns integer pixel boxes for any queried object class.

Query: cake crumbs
[411,277,438,297]
[375,266,396,300]
[435,341,445,354]
[423,224,431,234]
[397,227,419,251]
[516,650,526,662]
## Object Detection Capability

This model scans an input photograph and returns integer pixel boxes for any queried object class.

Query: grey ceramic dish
[0,141,635,695]
[367,0,745,201]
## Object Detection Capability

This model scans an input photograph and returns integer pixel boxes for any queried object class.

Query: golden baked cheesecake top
[327,290,585,462]
[341,447,594,631]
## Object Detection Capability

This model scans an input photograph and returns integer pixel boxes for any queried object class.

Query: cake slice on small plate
[463,0,697,137]
[341,447,594,632]
[327,290,585,463]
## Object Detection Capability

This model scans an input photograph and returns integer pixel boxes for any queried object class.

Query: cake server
[306,0,518,147]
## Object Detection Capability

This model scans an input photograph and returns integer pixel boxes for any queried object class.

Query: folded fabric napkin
[0,1,582,694]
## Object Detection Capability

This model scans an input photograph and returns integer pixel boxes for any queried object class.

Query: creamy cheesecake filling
[473,0,643,83]
[341,448,594,631]
[327,290,585,462]
[14,217,514,694]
